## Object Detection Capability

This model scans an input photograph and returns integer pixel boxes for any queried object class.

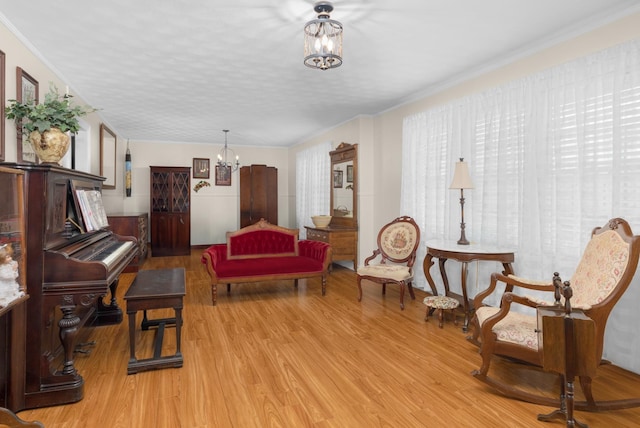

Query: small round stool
[423,295,460,328]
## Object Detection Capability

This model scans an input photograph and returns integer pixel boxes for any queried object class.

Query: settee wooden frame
[201,219,332,305]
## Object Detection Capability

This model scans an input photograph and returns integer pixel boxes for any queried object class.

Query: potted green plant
[5,83,96,164]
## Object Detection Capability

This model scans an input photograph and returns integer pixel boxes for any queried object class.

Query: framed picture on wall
[346,165,353,183]
[99,124,117,189]
[333,170,343,188]
[193,158,210,179]
[216,165,231,186]
[16,67,39,163]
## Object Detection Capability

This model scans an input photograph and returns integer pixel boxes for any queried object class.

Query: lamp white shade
[449,158,474,189]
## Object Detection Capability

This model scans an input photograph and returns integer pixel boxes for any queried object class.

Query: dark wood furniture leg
[439,257,473,331]
[422,253,439,296]
[58,305,81,376]
[438,258,450,296]
[459,261,471,332]
[502,262,515,280]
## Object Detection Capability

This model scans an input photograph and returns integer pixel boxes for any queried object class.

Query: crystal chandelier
[304,1,343,70]
[217,129,240,172]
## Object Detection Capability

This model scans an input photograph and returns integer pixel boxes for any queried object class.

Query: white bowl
[311,215,332,228]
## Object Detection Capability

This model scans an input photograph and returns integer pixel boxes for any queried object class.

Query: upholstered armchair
[469,218,640,411]
[356,216,421,309]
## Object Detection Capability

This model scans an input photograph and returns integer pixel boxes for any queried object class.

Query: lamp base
[456,190,470,245]
[457,226,470,245]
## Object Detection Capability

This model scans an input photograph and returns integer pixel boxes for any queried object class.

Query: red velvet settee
[201,219,332,305]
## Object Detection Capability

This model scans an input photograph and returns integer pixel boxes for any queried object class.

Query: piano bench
[124,268,186,375]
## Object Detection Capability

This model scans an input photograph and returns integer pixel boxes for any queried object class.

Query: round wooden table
[423,240,515,332]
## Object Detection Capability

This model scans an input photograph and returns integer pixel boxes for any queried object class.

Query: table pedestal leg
[422,253,438,296]
[460,261,471,332]
[422,254,438,316]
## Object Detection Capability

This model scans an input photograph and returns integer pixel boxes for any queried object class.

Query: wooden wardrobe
[240,164,277,227]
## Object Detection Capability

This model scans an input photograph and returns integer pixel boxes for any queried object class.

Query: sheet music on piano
[75,189,109,231]
[71,180,110,232]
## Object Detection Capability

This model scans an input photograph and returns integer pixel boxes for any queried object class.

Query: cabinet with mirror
[305,143,358,270]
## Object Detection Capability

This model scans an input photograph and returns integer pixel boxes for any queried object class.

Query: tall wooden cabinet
[150,166,191,257]
[240,164,277,227]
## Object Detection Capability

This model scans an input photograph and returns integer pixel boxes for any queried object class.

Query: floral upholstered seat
[357,216,420,309]
[423,295,460,328]
[469,218,640,410]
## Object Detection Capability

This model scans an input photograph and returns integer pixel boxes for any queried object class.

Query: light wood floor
[17,249,640,427]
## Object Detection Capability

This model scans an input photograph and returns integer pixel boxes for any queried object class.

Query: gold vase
[28,128,70,165]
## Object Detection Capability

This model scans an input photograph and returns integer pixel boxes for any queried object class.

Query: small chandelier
[304,1,343,70]
[217,129,240,172]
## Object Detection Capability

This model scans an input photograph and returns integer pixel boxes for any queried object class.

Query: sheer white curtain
[402,38,640,373]
[296,142,331,238]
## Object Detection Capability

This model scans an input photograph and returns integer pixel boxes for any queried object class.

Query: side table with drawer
[305,225,358,270]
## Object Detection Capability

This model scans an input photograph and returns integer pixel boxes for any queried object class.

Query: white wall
[288,116,375,268]
[290,12,640,269]
[101,139,289,246]
[0,23,103,172]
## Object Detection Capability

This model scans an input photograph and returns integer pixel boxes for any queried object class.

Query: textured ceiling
[1,0,639,148]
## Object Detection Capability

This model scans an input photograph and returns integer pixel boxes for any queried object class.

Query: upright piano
[2,163,138,410]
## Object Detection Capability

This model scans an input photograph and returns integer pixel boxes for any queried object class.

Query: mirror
[100,124,117,189]
[330,142,357,228]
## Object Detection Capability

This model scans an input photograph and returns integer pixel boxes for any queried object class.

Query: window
[402,38,640,373]
[296,142,331,238]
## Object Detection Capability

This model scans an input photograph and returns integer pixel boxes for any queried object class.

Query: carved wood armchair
[469,218,640,411]
[356,216,421,309]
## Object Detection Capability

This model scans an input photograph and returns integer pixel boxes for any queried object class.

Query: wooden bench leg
[425,306,451,329]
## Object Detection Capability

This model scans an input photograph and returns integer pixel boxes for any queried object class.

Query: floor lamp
[450,158,474,245]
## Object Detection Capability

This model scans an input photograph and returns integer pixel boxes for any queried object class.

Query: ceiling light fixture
[217,129,240,172]
[304,1,343,70]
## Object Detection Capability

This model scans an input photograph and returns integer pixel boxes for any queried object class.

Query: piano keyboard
[85,240,135,268]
